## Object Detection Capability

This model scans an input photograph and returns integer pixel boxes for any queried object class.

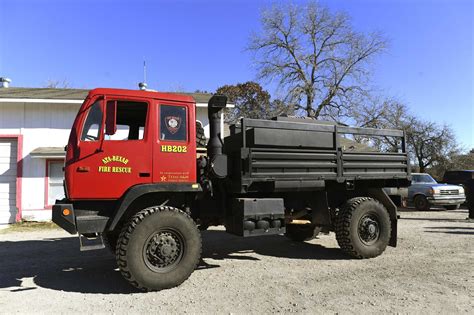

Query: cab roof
[88,88,195,103]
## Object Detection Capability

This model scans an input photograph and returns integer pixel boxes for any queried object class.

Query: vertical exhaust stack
[207,94,228,178]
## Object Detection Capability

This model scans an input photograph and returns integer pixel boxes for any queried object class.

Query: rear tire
[285,224,321,242]
[116,206,202,291]
[335,197,391,259]
[414,195,430,211]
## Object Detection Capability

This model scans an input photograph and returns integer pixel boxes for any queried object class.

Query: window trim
[159,103,189,143]
[80,98,105,142]
[44,159,65,209]
[103,99,150,142]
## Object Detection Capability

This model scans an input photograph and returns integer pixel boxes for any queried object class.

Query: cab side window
[81,100,103,141]
[160,105,187,141]
[106,101,148,141]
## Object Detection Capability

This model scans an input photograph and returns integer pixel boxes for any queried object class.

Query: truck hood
[430,184,462,190]
[411,183,462,190]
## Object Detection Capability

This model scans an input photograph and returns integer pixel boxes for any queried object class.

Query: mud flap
[368,188,398,247]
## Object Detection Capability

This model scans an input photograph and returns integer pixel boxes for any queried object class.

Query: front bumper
[427,196,466,205]
[52,202,108,234]
[52,203,77,234]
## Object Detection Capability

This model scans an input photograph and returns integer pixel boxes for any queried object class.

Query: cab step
[79,233,105,251]
[76,214,108,233]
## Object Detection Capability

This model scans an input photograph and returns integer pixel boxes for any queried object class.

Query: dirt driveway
[0,208,472,314]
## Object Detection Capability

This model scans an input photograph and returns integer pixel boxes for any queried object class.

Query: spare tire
[196,121,207,148]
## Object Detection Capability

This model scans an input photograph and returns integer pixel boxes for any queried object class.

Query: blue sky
[0,0,472,148]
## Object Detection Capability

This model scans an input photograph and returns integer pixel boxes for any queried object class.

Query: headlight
[433,188,441,194]
[459,187,464,194]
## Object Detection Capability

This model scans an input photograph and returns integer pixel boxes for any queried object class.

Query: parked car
[443,170,474,218]
[408,173,466,210]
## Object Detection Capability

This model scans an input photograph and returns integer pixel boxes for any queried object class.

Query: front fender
[107,183,201,231]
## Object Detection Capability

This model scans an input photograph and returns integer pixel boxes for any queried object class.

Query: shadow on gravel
[424,226,474,235]
[201,230,348,263]
[0,230,347,294]
[400,217,469,222]
[0,237,135,294]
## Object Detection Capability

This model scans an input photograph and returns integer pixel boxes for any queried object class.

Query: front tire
[335,197,391,259]
[116,206,202,291]
[103,231,119,253]
[414,195,430,211]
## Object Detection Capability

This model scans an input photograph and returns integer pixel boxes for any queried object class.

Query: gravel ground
[0,207,472,314]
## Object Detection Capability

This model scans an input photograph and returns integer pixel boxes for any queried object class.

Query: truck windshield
[412,174,437,184]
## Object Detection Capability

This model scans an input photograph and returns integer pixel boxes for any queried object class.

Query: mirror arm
[98,97,107,152]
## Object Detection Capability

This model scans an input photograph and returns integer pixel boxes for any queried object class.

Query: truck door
[71,97,153,199]
[153,102,196,184]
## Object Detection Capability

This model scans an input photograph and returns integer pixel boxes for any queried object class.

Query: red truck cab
[65,88,197,200]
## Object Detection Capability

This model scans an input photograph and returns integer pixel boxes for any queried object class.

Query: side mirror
[105,100,117,135]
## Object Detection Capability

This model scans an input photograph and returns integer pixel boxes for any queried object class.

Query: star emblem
[160,175,167,182]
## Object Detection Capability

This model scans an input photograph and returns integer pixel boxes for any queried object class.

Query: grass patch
[0,221,60,234]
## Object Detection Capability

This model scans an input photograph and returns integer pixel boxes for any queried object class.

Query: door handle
[139,172,150,177]
[77,166,90,172]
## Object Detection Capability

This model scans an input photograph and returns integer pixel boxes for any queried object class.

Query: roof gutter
[0,98,234,107]
[0,98,84,104]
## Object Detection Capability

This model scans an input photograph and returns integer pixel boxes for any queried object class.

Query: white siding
[195,106,225,139]
[0,102,79,212]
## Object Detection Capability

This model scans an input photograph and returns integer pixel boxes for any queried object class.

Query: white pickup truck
[407,173,466,210]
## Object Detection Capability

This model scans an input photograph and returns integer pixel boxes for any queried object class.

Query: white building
[0,87,227,224]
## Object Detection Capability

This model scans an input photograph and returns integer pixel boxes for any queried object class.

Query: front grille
[440,189,459,195]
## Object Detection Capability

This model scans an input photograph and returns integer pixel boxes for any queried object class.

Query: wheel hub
[144,230,183,272]
[358,215,380,245]
[368,224,376,234]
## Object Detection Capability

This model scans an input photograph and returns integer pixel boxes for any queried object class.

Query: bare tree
[406,119,458,173]
[353,99,462,174]
[44,79,71,88]
[352,97,410,151]
[429,149,474,179]
[248,1,386,119]
[450,151,474,170]
[353,98,407,129]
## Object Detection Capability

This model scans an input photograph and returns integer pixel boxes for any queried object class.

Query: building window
[47,161,65,206]
[160,105,187,141]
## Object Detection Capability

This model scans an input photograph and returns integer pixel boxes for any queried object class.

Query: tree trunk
[306,94,314,118]
[419,163,425,173]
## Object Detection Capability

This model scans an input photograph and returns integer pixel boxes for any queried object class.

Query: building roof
[0,87,89,100]
[0,87,216,104]
[30,147,66,158]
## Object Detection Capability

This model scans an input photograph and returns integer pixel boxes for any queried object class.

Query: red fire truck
[53,88,411,291]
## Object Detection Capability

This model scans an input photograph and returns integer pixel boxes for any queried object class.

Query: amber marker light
[62,209,71,216]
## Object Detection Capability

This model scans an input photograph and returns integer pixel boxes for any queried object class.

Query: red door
[153,101,196,184]
[70,96,153,199]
